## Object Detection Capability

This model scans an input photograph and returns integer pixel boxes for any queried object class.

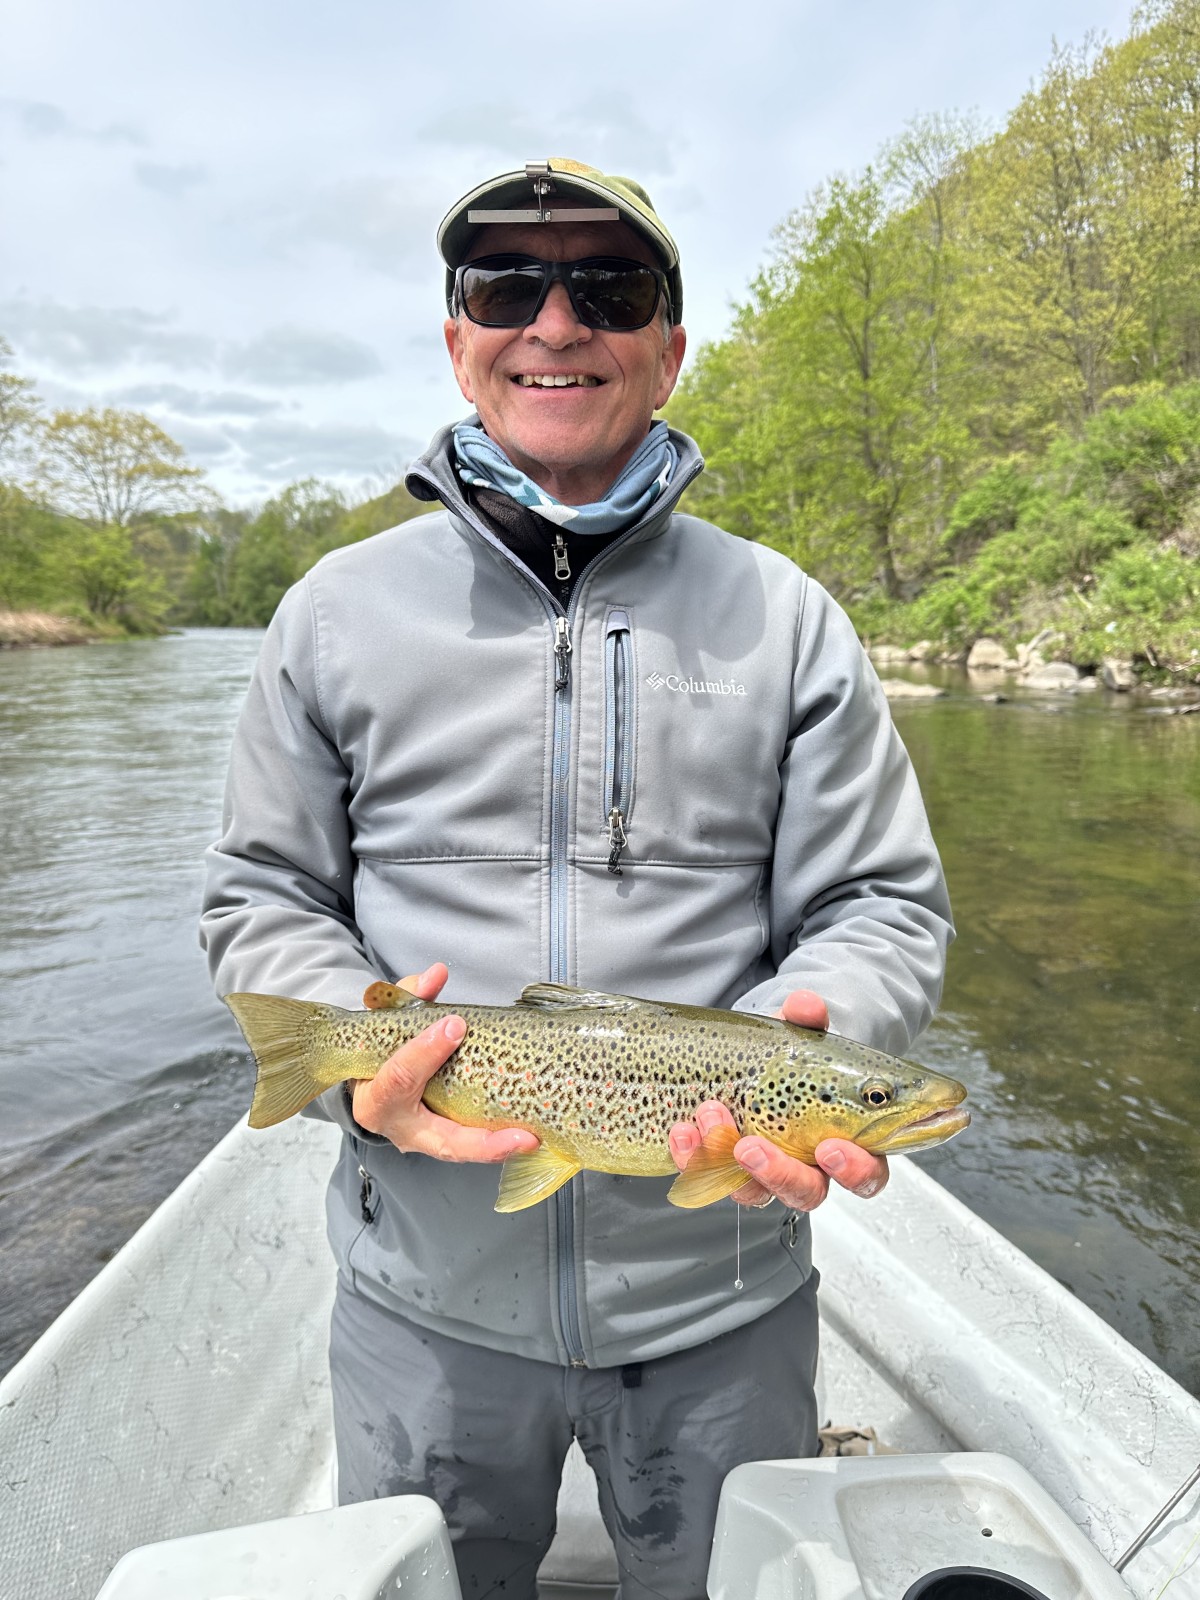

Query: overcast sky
[2,0,1136,506]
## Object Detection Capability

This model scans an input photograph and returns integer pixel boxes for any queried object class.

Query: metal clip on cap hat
[438,158,683,324]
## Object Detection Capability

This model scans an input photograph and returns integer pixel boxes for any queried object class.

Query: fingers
[415,1120,541,1165]
[352,1008,539,1165]
[354,1014,467,1129]
[814,1139,889,1199]
[671,1099,888,1211]
[669,1101,774,1207]
[399,962,450,1001]
[732,1138,888,1208]
[734,1135,830,1211]
[777,989,831,1031]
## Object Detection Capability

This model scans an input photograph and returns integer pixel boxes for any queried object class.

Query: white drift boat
[1,1117,1198,1599]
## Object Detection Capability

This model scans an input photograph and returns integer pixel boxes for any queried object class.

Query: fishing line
[1115,1457,1200,1587]
[734,1203,743,1290]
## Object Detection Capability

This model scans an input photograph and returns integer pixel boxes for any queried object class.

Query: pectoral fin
[667,1126,746,1209]
[495,1147,583,1213]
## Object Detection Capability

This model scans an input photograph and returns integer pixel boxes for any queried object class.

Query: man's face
[444,216,687,506]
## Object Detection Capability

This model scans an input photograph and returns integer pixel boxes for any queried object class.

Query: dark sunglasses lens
[569,263,661,329]
[460,263,545,326]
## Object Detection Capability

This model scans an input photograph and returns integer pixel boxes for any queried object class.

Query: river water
[0,632,1197,1395]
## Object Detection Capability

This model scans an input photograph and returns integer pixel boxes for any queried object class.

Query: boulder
[907,640,934,661]
[1022,662,1080,691]
[966,638,1012,671]
[868,644,911,664]
[1101,656,1136,693]
[879,679,947,700]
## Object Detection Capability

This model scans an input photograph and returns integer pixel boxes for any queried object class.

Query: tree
[760,168,971,596]
[1124,0,1200,381]
[227,479,347,625]
[38,408,203,527]
[959,37,1177,444]
[0,338,41,475]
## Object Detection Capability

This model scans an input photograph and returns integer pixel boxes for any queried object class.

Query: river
[0,632,1197,1395]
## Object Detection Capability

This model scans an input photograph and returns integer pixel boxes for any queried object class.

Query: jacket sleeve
[733,577,954,1055]
[200,576,383,1137]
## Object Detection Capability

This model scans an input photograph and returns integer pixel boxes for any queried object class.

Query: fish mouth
[871,1104,972,1154]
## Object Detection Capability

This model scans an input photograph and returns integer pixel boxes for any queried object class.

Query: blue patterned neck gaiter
[452,420,678,537]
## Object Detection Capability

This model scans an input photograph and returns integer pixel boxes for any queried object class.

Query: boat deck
[1,1116,1197,1599]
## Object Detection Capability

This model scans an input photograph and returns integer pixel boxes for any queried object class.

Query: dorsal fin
[362,981,424,1011]
[517,983,668,1014]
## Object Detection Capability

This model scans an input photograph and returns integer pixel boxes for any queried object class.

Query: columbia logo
[646,671,747,698]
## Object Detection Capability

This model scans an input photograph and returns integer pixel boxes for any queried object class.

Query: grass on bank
[0,610,109,648]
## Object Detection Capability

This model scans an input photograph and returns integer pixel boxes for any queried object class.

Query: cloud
[221,325,383,386]
[135,162,206,197]
[228,417,420,481]
[163,420,238,461]
[417,95,675,180]
[114,382,282,418]
[267,177,434,278]
[11,99,145,146]
[0,301,216,372]
[0,304,380,392]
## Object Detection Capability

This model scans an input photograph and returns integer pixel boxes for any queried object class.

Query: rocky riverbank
[870,632,1200,709]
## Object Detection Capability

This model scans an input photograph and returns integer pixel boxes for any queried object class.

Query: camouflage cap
[438,158,683,324]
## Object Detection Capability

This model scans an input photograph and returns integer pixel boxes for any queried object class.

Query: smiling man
[202,159,953,1600]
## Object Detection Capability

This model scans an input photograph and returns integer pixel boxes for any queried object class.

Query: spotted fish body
[224,982,970,1212]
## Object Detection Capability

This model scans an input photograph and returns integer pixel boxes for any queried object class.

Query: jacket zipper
[546,603,588,1365]
[407,455,704,1370]
[603,608,633,875]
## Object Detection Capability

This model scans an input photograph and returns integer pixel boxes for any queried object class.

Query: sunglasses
[454,254,670,331]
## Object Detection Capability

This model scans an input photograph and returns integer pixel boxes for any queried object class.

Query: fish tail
[224,992,340,1128]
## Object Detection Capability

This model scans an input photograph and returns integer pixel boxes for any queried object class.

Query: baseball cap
[438,158,683,323]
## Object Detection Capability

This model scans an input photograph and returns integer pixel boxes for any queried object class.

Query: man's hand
[351,963,540,1163]
[666,988,890,1210]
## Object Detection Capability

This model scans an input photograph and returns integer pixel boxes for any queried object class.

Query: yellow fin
[225,993,338,1128]
[494,1147,582,1212]
[362,980,421,1010]
[667,1125,746,1209]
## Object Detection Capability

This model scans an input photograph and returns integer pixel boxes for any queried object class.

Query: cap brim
[438,165,682,322]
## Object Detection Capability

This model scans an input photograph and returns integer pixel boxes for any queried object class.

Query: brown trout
[225,980,970,1212]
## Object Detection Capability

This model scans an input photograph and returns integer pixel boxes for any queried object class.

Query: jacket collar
[404,417,705,544]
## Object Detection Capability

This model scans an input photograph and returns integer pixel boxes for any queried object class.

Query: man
[201,158,952,1600]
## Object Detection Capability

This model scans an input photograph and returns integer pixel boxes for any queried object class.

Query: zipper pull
[554,616,572,691]
[358,1162,377,1224]
[552,533,572,583]
[605,807,628,875]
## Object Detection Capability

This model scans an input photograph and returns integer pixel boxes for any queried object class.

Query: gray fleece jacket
[200,423,953,1368]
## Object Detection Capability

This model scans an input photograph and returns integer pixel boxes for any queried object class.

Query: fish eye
[860,1079,895,1108]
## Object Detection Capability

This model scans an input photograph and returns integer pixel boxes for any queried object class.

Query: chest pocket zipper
[603,608,635,875]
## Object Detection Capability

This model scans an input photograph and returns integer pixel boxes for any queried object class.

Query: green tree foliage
[672,120,977,599]
[0,337,41,473]
[898,384,1200,674]
[189,477,430,628]
[669,0,1200,678]
[0,336,429,632]
[38,408,204,528]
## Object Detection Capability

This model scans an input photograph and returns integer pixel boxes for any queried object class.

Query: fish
[224,980,970,1213]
